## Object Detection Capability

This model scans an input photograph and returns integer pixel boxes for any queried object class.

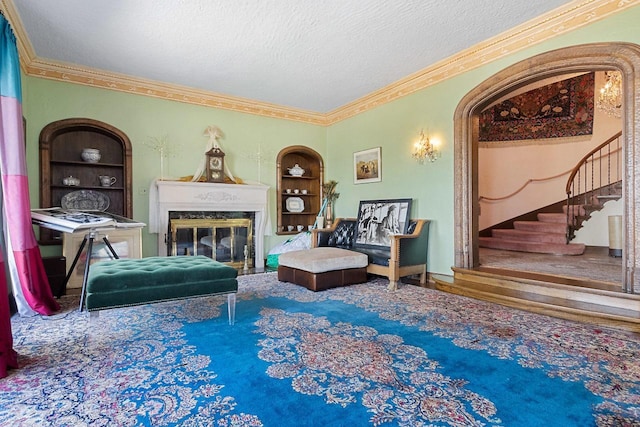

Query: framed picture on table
[62,228,142,289]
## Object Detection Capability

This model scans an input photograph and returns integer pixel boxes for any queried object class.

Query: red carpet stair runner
[479,211,585,255]
[480,182,623,256]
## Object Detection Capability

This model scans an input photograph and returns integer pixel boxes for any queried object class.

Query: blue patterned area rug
[3,273,640,426]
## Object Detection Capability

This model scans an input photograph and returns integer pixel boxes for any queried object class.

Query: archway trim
[453,42,640,292]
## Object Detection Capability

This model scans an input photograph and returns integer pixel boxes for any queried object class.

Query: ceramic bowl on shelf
[287,163,305,176]
[62,176,80,186]
[81,148,101,163]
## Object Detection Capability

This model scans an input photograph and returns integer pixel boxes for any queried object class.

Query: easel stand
[63,229,119,311]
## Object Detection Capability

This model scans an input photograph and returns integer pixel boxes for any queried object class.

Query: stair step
[582,203,603,213]
[479,237,585,255]
[597,194,622,201]
[492,229,566,244]
[537,213,567,224]
[434,268,640,332]
[563,205,587,217]
[575,215,591,223]
[513,220,566,234]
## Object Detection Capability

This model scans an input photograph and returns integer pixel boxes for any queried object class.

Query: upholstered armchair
[311,218,431,291]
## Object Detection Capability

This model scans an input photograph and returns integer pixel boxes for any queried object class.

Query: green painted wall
[22,79,326,257]
[23,5,640,275]
[325,5,640,275]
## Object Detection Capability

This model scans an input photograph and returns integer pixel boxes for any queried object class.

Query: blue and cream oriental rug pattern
[3,273,640,426]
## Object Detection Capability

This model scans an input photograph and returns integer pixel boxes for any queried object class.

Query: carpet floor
[3,272,640,426]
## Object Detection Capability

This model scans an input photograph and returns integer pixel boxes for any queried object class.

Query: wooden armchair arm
[389,219,431,267]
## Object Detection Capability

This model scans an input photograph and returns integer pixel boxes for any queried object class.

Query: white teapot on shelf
[62,175,80,186]
[288,163,305,177]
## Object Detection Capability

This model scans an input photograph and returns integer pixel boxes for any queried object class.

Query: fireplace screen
[169,218,253,268]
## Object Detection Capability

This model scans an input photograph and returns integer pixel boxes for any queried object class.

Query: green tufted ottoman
[85,256,238,324]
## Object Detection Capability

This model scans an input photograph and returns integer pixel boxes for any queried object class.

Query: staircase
[566,131,623,241]
[480,131,623,256]
[479,212,586,255]
[440,132,632,331]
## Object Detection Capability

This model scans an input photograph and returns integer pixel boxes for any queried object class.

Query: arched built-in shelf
[39,118,132,245]
[276,146,324,235]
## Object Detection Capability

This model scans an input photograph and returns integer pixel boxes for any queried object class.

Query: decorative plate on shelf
[285,196,304,213]
[61,190,110,211]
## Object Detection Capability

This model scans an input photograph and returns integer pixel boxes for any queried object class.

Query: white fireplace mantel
[150,180,270,268]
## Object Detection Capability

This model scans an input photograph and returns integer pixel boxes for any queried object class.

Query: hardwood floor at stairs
[479,246,621,284]
[432,247,639,332]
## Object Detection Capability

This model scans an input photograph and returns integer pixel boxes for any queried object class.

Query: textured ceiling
[12,0,574,113]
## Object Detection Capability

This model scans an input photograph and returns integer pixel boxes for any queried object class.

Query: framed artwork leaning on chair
[355,198,412,249]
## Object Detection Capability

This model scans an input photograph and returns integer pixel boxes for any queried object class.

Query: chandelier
[412,129,440,164]
[596,71,622,118]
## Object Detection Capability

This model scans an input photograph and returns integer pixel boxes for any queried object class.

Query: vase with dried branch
[322,180,340,227]
[144,135,179,180]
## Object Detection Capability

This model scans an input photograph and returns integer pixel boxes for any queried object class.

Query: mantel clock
[205,147,225,183]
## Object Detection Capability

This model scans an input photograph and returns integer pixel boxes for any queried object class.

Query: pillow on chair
[327,221,355,248]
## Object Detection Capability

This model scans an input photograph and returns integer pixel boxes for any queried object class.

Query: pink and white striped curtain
[0,12,59,377]
[0,254,17,378]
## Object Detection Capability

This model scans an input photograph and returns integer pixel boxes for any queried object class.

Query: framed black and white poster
[354,198,412,248]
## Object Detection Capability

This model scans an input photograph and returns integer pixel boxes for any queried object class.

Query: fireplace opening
[168,211,255,269]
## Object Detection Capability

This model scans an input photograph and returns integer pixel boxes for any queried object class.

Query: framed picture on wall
[353,147,381,184]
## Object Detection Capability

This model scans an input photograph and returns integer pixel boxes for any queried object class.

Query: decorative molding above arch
[1,0,638,125]
[453,42,640,292]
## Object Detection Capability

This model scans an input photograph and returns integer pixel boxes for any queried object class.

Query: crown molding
[22,57,329,126]
[325,0,640,124]
[2,0,637,127]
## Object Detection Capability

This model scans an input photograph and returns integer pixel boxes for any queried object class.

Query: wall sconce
[412,129,440,164]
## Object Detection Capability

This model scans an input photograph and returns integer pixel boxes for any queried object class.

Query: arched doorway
[453,43,640,293]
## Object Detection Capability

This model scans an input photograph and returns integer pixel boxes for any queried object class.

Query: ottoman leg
[227,293,236,325]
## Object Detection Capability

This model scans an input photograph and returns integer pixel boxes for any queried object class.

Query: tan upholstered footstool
[277,247,368,291]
